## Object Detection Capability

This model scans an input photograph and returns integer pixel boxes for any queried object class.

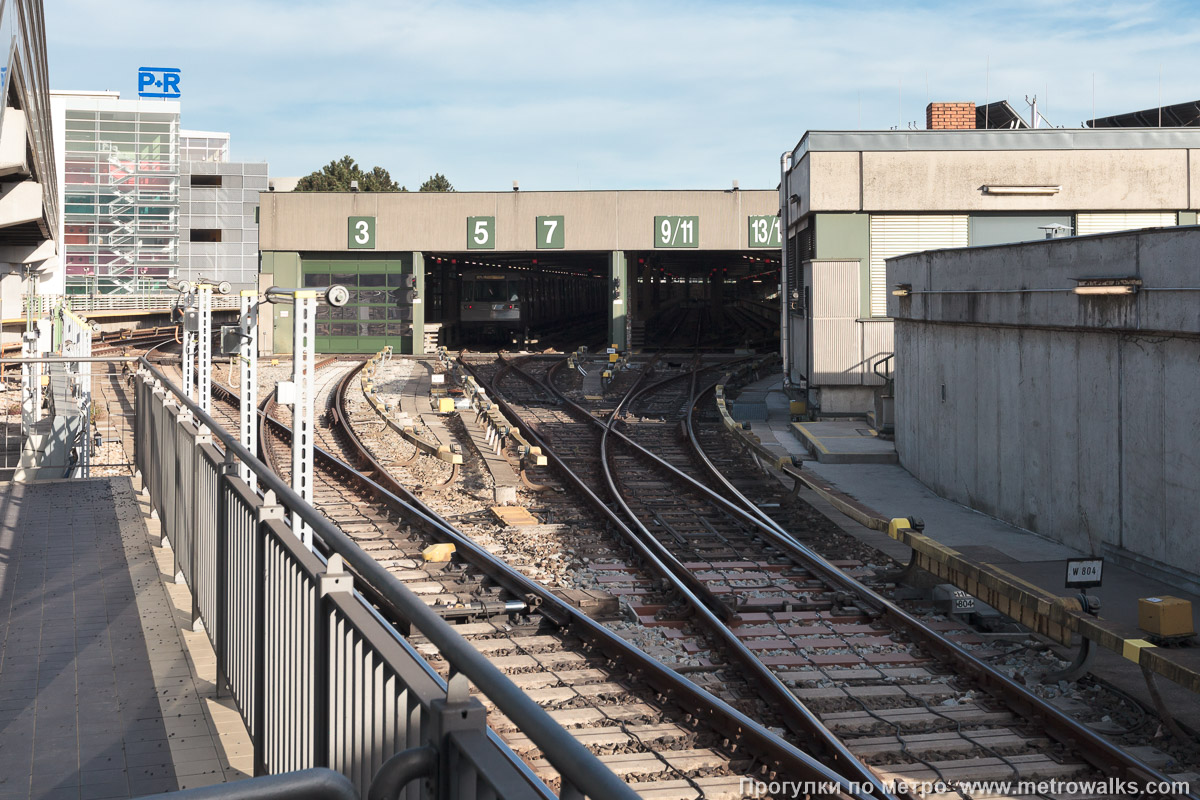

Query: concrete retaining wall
[888,226,1200,579]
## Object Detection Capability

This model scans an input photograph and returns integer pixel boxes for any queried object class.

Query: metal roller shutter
[1075,213,1177,236]
[868,215,967,317]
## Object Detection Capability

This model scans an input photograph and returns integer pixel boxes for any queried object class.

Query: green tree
[295,155,406,192]
[419,173,454,192]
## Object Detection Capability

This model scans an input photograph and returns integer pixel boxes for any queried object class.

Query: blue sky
[45,0,1200,190]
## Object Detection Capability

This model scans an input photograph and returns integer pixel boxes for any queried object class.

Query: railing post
[173,408,194,585]
[189,423,213,633]
[214,450,238,700]
[430,670,489,800]
[254,492,286,778]
[315,554,353,770]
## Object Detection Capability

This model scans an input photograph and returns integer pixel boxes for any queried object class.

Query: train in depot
[458,268,606,344]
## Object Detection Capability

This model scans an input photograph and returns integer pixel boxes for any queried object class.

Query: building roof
[790,126,1200,160]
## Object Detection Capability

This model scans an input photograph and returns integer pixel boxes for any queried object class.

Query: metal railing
[132,359,638,800]
[23,292,242,315]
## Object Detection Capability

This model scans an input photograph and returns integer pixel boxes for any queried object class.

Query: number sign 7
[536,216,564,249]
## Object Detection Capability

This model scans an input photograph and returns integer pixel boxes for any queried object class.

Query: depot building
[256,189,780,354]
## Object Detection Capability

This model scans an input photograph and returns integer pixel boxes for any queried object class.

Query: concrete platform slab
[0,478,252,799]
[792,420,897,464]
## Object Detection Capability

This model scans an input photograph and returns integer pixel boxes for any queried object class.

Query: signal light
[532,259,538,265]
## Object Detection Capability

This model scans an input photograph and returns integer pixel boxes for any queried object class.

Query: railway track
[118,340,1195,798]
[463,352,1196,800]
[191,358,866,799]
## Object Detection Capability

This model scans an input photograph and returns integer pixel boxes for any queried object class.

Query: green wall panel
[814,213,870,319]
[273,251,425,355]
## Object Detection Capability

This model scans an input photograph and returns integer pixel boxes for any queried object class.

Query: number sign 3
[347,216,376,249]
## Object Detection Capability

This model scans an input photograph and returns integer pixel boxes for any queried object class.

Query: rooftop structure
[780,121,1200,415]
[178,129,265,293]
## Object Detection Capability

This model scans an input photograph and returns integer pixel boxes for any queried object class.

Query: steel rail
[208,371,554,800]
[517,353,897,797]
[137,358,638,800]
[355,356,872,794]
[485,355,741,621]
[670,377,1198,800]
[470,352,900,797]
[237,358,856,793]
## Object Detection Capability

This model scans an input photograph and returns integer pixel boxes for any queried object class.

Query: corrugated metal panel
[810,259,860,318]
[812,318,861,384]
[861,320,895,385]
[1076,212,1176,236]
[869,215,968,317]
[810,260,864,385]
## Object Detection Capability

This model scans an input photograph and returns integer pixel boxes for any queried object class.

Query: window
[189,229,222,243]
[190,175,222,188]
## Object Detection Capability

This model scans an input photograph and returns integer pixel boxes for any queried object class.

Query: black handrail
[871,352,894,385]
[138,769,356,800]
[136,358,639,800]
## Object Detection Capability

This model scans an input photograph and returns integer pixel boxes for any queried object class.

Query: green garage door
[302,255,415,354]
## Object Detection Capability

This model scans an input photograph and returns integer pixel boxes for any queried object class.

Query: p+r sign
[138,67,181,99]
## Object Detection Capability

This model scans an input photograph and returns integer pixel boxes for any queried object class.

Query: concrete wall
[259,190,778,253]
[888,226,1200,578]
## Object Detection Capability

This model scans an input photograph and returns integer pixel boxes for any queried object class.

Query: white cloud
[46,0,1200,189]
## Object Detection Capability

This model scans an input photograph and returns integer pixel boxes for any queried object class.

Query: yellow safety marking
[793,424,830,454]
[422,543,456,562]
[491,506,539,527]
[1122,638,1156,663]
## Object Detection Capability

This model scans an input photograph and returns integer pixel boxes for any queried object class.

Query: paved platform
[734,374,1200,730]
[791,420,897,464]
[0,478,252,800]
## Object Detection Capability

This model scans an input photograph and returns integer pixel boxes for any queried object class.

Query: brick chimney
[926,102,976,130]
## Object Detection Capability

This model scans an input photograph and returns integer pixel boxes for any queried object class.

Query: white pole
[239,290,258,493]
[183,291,195,403]
[291,290,316,549]
[198,285,213,415]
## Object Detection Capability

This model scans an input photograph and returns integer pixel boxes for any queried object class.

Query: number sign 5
[467,217,495,250]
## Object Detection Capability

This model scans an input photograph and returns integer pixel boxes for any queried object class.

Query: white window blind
[868,215,967,317]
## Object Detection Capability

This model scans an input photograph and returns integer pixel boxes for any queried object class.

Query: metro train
[458,269,605,343]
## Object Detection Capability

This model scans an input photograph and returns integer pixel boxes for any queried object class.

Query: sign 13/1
[655,216,699,248]
[748,215,781,248]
